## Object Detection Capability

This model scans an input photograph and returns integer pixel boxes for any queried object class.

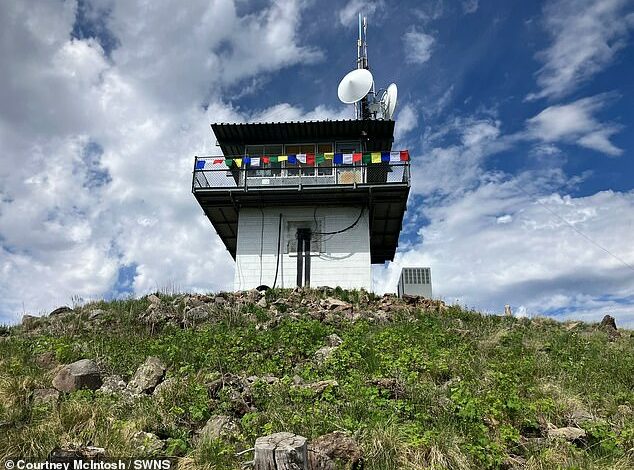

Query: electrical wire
[513,181,634,274]
[312,206,365,235]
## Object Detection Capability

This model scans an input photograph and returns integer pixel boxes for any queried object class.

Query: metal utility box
[397,267,432,298]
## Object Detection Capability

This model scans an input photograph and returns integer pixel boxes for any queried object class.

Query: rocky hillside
[1,288,633,469]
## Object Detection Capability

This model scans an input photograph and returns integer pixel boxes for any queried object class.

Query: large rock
[547,426,586,442]
[198,415,238,442]
[599,314,620,340]
[128,357,166,394]
[132,431,164,456]
[308,431,363,470]
[52,359,102,392]
[21,315,41,331]
[49,306,73,317]
[49,445,105,463]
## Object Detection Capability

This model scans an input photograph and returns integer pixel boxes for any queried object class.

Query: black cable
[272,213,283,288]
[312,206,365,235]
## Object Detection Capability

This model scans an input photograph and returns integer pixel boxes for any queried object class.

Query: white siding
[234,206,371,291]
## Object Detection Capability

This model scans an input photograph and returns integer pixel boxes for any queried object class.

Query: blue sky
[1,0,633,327]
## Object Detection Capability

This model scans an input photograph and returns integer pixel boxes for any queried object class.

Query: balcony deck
[192,158,410,263]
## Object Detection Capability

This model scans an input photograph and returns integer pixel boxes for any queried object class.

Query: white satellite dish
[383,83,398,119]
[337,68,374,104]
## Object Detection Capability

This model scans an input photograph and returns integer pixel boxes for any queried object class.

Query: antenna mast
[357,14,371,119]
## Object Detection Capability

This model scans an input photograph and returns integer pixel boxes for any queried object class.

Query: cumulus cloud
[0,0,326,323]
[403,28,435,65]
[527,0,634,100]
[526,95,623,156]
[338,0,384,26]
[374,176,634,328]
[394,104,418,141]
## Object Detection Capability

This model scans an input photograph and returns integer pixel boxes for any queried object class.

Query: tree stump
[254,432,308,470]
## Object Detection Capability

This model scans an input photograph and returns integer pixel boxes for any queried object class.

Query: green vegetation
[0,288,633,469]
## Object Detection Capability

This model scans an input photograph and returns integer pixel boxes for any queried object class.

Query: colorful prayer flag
[389,152,401,163]
[371,152,381,163]
[400,150,410,161]
[333,153,343,164]
[195,160,205,169]
[324,152,334,160]
[316,153,325,164]
[343,153,353,164]
[297,154,307,164]
[353,152,362,162]
[288,155,297,164]
[381,152,390,162]
[225,159,234,167]
[250,157,260,167]
[243,157,251,165]
[270,156,279,163]
[278,155,288,162]
[212,158,224,165]
[262,156,270,164]
[306,153,315,165]
[235,158,242,167]
[362,153,371,163]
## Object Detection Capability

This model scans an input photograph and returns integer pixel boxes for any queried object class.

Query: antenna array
[337,13,398,121]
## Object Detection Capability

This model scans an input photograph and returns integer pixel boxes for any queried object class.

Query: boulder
[49,306,73,317]
[599,314,620,340]
[52,359,102,392]
[88,309,105,320]
[314,346,337,365]
[257,297,268,308]
[21,315,41,331]
[99,375,128,394]
[198,415,238,442]
[308,431,363,470]
[320,298,352,312]
[132,431,164,456]
[147,294,161,305]
[32,388,59,406]
[49,445,105,463]
[547,426,586,442]
[128,357,166,394]
[153,377,178,397]
[184,306,210,324]
[35,351,57,369]
[325,334,343,347]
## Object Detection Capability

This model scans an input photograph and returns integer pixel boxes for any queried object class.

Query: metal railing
[192,157,410,191]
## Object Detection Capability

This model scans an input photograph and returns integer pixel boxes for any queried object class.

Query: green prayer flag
[362,153,371,163]
[316,153,325,164]
[270,156,279,163]
[225,159,234,167]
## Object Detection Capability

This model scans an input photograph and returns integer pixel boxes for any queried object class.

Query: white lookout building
[192,16,411,291]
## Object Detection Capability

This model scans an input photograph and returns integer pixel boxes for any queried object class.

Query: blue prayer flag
[195,160,205,169]
[288,154,297,164]
[334,153,343,164]
[381,152,391,162]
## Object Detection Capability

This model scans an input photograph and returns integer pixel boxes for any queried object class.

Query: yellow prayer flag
[235,158,243,167]
[324,152,334,160]
[278,155,288,162]
[371,152,381,163]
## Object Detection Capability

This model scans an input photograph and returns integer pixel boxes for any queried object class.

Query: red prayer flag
[400,150,410,161]
[262,156,270,164]
[352,152,362,162]
[212,158,223,164]
[306,153,315,165]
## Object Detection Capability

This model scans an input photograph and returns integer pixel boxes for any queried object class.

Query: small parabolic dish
[384,83,398,119]
[337,68,374,104]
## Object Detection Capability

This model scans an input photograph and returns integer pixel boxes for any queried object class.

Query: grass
[0,289,633,469]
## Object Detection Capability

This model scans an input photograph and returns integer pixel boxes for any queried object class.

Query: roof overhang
[211,119,395,156]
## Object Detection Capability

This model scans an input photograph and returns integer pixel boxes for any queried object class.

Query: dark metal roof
[211,119,395,156]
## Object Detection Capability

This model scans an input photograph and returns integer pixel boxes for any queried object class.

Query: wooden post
[254,432,308,470]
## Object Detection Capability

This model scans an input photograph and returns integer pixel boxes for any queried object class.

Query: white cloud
[462,0,479,14]
[338,0,384,26]
[394,104,418,141]
[0,0,327,323]
[526,95,623,156]
[527,0,634,100]
[374,178,634,328]
[403,28,435,65]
